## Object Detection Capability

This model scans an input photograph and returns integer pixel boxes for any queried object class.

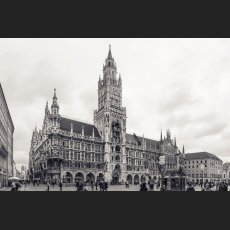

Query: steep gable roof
[60,117,101,138]
[126,133,160,151]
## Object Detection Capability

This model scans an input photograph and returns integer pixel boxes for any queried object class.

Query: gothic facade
[28,46,185,184]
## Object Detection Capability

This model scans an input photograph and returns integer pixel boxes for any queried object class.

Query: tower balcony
[47,154,64,160]
[47,167,60,174]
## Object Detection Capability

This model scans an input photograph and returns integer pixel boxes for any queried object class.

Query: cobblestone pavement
[0,184,219,191]
[1,184,141,191]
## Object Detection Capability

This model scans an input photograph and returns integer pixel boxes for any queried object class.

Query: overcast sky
[1,38,230,169]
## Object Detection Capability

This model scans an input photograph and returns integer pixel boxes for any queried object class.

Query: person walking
[95,181,98,191]
[140,182,148,191]
[186,183,195,191]
[91,181,94,191]
[99,181,103,191]
[11,182,16,191]
[104,181,108,191]
[46,182,50,191]
[59,181,63,191]
[16,181,21,191]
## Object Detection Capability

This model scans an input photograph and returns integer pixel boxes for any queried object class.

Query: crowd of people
[186,181,229,191]
[9,178,230,192]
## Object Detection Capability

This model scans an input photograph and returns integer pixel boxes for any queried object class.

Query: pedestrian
[160,184,166,191]
[140,182,148,191]
[95,181,98,191]
[91,181,94,191]
[149,180,154,191]
[59,181,63,191]
[186,183,195,191]
[104,181,108,191]
[77,181,83,191]
[11,182,16,191]
[99,181,103,191]
[46,182,50,191]
[37,180,39,186]
[15,181,21,191]
[52,181,55,188]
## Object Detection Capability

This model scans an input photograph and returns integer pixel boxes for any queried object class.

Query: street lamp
[158,155,166,189]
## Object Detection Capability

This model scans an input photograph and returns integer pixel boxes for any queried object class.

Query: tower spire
[51,88,59,108]
[108,44,112,59]
[182,145,185,154]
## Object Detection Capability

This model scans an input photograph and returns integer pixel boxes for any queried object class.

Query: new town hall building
[28,46,185,184]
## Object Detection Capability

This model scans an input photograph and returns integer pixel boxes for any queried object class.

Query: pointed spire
[45,101,48,111]
[174,136,177,147]
[51,88,59,108]
[108,44,112,59]
[182,145,185,154]
[160,130,163,142]
[53,88,57,99]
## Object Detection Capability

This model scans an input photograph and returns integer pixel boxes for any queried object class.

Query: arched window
[115,145,120,152]
[115,155,120,162]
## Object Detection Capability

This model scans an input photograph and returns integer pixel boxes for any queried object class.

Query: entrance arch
[112,164,121,185]
[112,172,120,185]
[75,172,84,183]
[127,174,133,184]
[97,173,104,182]
[63,172,73,183]
[86,173,95,184]
[141,175,146,183]
[134,175,139,185]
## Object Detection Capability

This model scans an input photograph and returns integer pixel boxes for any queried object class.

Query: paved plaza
[1,184,141,191]
[0,183,206,191]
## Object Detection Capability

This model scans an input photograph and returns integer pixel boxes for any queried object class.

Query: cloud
[1,38,230,167]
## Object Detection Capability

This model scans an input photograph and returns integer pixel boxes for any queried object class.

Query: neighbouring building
[184,152,223,183]
[0,83,14,188]
[28,46,185,185]
[222,162,230,183]
[16,169,22,180]
[13,160,17,177]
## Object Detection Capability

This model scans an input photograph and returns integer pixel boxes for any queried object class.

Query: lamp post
[158,155,166,190]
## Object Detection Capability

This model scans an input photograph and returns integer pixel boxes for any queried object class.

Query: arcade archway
[127,174,133,184]
[86,173,95,184]
[141,175,146,183]
[75,172,84,183]
[63,172,73,183]
[134,175,139,185]
[97,173,104,182]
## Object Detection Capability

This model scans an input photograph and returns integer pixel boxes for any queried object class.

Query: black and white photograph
[1,38,230,192]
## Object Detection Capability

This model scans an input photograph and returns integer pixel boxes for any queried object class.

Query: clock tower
[94,45,127,183]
